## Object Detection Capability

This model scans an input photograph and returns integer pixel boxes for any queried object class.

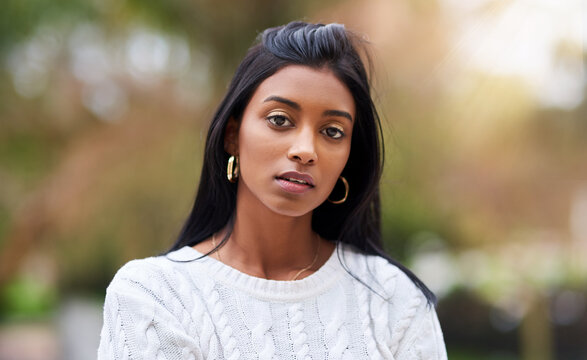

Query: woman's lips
[275,171,314,194]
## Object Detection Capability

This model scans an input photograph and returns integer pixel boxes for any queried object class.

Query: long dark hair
[169,21,436,304]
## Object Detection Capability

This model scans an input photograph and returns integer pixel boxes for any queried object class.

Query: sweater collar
[166,244,346,301]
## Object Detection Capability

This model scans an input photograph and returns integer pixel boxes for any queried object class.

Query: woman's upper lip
[276,171,315,186]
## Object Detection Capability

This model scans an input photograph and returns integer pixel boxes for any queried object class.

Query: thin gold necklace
[210,233,321,281]
[211,233,223,262]
[289,236,321,281]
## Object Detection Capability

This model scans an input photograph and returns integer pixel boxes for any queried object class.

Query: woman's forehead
[248,65,355,118]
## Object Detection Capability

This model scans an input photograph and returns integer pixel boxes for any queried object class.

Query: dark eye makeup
[322,127,345,139]
[266,112,346,140]
[267,114,293,127]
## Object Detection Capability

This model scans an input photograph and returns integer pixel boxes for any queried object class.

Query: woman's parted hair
[169,21,435,304]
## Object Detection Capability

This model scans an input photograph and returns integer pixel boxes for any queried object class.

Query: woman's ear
[224,117,239,155]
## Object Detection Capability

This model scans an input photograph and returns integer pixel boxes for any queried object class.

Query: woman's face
[227,65,355,217]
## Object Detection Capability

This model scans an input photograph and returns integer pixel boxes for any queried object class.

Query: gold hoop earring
[227,155,239,182]
[328,176,349,204]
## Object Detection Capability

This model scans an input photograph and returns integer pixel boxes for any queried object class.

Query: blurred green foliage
[0,0,95,52]
[0,276,57,320]
[0,133,59,186]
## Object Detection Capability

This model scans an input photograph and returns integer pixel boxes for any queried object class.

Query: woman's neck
[209,185,332,280]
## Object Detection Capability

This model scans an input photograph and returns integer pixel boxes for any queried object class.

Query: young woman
[99,21,447,359]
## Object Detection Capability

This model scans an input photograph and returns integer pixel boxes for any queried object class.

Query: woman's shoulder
[106,246,201,294]
[340,243,428,303]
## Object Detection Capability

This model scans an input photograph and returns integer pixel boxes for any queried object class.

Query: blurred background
[0,0,585,359]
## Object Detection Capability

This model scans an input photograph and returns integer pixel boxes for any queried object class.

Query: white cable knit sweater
[98,244,447,360]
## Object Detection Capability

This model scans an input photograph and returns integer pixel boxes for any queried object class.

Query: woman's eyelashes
[266,113,346,139]
[266,113,293,128]
[321,126,345,139]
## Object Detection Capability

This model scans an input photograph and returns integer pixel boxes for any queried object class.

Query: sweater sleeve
[390,277,447,360]
[97,261,203,360]
[394,302,447,360]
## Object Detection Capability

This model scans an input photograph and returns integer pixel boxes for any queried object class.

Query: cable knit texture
[98,244,447,360]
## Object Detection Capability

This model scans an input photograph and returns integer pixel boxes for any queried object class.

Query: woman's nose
[287,130,317,165]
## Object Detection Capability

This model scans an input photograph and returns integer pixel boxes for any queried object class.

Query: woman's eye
[322,127,345,139]
[267,115,293,127]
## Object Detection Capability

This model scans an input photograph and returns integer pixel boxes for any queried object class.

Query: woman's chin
[261,198,320,218]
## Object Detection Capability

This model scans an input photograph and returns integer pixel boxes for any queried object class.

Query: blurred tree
[0,0,338,289]
[0,0,95,52]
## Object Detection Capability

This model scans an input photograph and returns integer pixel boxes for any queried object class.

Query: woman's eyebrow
[323,109,353,123]
[264,95,353,122]
[263,96,300,110]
